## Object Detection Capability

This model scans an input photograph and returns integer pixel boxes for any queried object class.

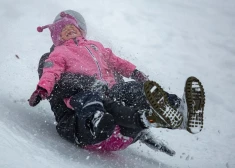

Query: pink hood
[37,12,83,46]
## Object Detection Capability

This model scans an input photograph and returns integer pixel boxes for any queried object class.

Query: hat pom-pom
[60,12,66,17]
[37,26,43,32]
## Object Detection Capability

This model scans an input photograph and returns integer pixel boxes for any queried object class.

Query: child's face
[60,24,82,41]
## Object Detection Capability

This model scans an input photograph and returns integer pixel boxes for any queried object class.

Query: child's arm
[103,48,148,82]
[103,48,136,77]
[29,50,66,105]
[29,51,66,107]
[38,51,66,96]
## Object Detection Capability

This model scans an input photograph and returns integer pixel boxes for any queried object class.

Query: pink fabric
[84,125,133,151]
[38,13,81,46]
[63,97,74,110]
[49,16,79,46]
[38,37,136,95]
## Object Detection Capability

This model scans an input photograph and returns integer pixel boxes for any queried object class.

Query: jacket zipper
[84,46,103,80]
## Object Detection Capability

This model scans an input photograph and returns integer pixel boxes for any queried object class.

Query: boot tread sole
[185,76,205,134]
[144,81,183,128]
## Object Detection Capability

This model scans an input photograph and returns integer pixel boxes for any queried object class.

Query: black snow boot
[144,81,183,128]
[179,76,205,134]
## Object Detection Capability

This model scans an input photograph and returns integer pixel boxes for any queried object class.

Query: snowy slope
[0,0,235,167]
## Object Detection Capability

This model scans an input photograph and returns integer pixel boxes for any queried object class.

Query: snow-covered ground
[0,0,235,167]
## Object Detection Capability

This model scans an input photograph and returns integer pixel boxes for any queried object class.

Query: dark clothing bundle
[38,49,180,146]
[38,50,147,145]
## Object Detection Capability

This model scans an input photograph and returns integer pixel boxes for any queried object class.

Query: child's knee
[70,90,103,111]
[93,113,115,139]
[75,112,115,145]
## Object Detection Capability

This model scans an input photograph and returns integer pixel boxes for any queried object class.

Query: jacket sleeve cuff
[38,80,54,96]
[125,64,136,77]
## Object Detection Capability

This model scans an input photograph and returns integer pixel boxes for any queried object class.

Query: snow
[0,0,235,167]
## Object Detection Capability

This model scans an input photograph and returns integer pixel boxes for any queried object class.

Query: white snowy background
[0,0,235,167]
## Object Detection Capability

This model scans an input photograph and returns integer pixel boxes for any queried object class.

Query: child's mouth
[67,31,77,37]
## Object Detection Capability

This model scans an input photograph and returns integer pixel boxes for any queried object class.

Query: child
[29,10,205,156]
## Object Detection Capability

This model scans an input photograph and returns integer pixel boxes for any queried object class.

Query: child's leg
[166,93,181,109]
[108,81,149,109]
[108,81,183,129]
[69,90,115,146]
[55,108,78,143]
[108,81,181,109]
[103,99,147,129]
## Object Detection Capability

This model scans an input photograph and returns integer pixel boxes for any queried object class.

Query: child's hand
[131,69,149,82]
[28,87,48,107]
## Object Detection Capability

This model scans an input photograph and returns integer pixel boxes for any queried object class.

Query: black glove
[130,69,149,82]
[28,87,48,107]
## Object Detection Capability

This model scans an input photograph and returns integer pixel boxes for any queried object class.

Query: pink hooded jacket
[38,37,136,151]
[38,37,136,95]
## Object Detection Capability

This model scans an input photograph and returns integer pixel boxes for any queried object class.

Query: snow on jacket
[38,37,136,95]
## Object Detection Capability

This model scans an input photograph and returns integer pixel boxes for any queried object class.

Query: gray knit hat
[54,10,87,37]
